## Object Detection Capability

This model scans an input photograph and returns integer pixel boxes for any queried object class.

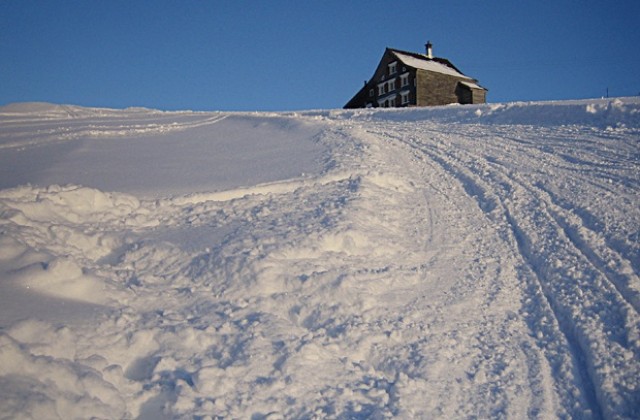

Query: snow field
[0,98,638,418]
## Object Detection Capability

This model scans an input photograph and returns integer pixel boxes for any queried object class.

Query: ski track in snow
[0,99,638,418]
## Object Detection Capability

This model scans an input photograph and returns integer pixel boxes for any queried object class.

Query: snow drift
[0,98,639,418]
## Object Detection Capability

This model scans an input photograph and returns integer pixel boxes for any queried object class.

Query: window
[388,79,395,91]
[378,85,385,95]
[378,94,396,107]
[401,73,409,87]
[401,91,410,104]
[388,61,397,75]
[369,89,374,97]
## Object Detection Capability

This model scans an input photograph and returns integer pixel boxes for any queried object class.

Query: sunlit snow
[0,99,638,418]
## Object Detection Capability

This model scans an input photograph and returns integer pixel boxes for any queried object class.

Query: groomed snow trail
[354,112,640,419]
[0,99,638,418]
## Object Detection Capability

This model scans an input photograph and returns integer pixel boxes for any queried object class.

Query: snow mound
[6,257,109,304]
[1,184,140,224]
[0,185,144,304]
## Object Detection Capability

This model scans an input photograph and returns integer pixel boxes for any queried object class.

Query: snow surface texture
[0,99,638,419]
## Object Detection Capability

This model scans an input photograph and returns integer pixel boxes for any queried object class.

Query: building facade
[344,43,487,109]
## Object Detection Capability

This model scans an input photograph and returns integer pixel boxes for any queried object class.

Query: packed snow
[0,98,638,419]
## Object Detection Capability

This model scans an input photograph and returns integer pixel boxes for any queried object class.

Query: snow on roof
[392,50,472,79]
[458,80,486,91]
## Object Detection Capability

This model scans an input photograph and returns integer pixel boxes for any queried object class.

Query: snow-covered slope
[1,98,638,418]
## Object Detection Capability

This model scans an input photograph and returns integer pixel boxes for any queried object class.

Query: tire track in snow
[471,125,639,283]
[541,184,640,278]
[356,124,565,418]
[431,124,639,317]
[0,111,229,150]
[499,206,605,420]
[372,124,605,418]
[393,123,640,419]
[540,193,639,312]
[456,129,640,320]
[488,169,640,420]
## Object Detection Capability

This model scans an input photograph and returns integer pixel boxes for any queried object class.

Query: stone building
[344,42,487,108]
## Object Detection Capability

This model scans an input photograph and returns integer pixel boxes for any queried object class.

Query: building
[344,42,487,109]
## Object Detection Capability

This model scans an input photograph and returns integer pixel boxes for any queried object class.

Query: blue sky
[1,1,639,111]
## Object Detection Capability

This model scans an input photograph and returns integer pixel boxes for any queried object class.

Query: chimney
[425,41,433,59]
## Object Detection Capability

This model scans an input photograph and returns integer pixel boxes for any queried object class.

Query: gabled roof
[344,46,487,108]
[458,80,485,91]
[388,48,474,81]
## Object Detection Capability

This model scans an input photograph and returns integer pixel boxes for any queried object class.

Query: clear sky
[1,0,639,111]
